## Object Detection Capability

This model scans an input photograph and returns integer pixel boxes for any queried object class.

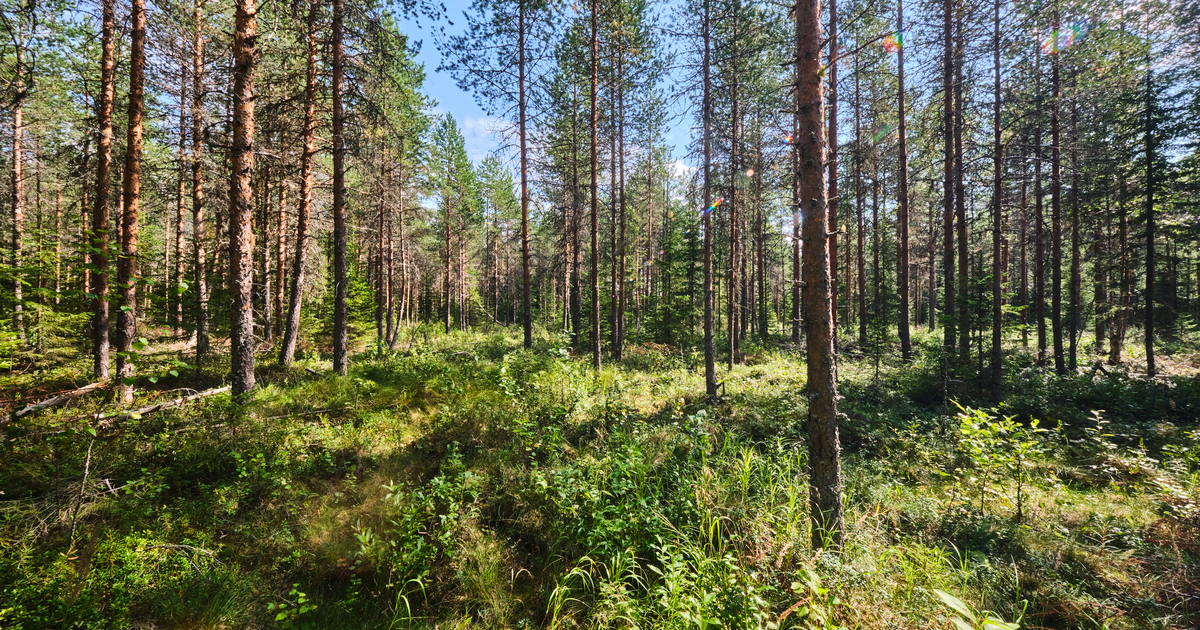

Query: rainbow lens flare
[1041,23,1083,54]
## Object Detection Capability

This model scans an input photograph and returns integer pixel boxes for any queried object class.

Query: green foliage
[933,588,1023,630]
[2,330,1197,629]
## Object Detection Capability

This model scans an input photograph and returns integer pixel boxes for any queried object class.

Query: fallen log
[304,367,325,377]
[10,381,108,422]
[96,385,232,427]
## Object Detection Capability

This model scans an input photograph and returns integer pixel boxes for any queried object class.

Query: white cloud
[460,115,508,163]
[670,160,696,180]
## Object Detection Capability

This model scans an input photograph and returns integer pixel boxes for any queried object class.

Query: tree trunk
[519,1,532,349]
[114,0,146,404]
[990,0,1002,401]
[590,0,604,369]
[174,51,188,336]
[1094,195,1108,355]
[1069,108,1081,371]
[1110,180,1128,365]
[280,0,318,367]
[704,0,715,396]
[192,0,209,361]
[11,21,25,343]
[275,177,286,341]
[1034,49,1046,365]
[855,61,866,346]
[1051,51,1065,375]
[331,0,349,375]
[1143,64,1156,376]
[827,0,838,343]
[616,52,628,361]
[797,0,842,549]
[791,33,801,346]
[941,0,955,355]
[54,188,61,305]
[896,0,910,361]
[730,67,740,368]
[954,13,968,362]
[229,0,258,397]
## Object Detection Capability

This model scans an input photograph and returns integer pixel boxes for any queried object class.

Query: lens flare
[702,197,724,216]
[1041,23,1083,54]
[872,124,896,143]
[882,30,906,52]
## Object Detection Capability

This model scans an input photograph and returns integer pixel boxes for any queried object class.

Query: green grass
[1,327,1197,629]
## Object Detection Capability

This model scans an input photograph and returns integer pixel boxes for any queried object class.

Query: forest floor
[1,328,1198,629]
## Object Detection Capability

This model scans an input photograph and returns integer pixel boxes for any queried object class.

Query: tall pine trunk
[941,0,955,356]
[229,0,258,396]
[1143,64,1156,376]
[896,0,910,361]
[703,0,715,396]
[797,0,842,549]
[990,0,1003,400]
[174,51,188,336]
[191,0,209,361]
[1051,50,1065,375]
[827,0,838,341]
[331,0,349,375]
[280,0,318,367]
[114,0,146,404]
[519,1,532,349]
[590,0,601,370]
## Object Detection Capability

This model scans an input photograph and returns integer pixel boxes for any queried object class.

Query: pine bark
[11,18,26,343]
[192,0,209,360]
[174,49,188,336]
[229,0,258,396]
[1143,65,1156,376]
[590,0,602,370]
[797,0,842,549]
[1051,52,1065,375]
[896,0,910,361]
[990,0,1003,400]
[519,1,532,349]
[704,0,716,397]
[280,0,318,367]
[331,0,349,375]
[827,0,838,341]
[954,13,968,361]
[114,0,146,403]
[616,52,627,361]
[941,0,955,354]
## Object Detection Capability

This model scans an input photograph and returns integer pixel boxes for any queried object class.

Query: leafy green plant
[933,588,1022,630]
[267,583,317,629]
[783,568,846,630]
[956,405,1046,518]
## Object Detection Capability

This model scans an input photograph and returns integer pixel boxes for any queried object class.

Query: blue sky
[395,11,503,164]
[395,2,695,175]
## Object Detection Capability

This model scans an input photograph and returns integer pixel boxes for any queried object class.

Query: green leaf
[148,376,158,384]
[933,589,977,626]
[85,426,97,437]
[982,617,1019,630]
[122,377,137,386]
[169,370,179,377]
[950,619,975,630]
